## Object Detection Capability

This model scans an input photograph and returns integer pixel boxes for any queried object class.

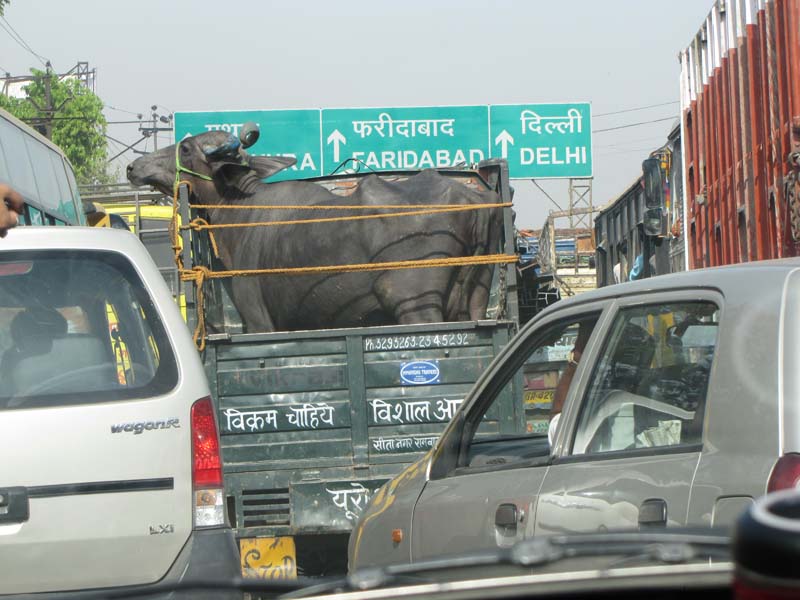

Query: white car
[0,227,239,596]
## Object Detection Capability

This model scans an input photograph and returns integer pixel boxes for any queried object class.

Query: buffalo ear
[249,156,297,180]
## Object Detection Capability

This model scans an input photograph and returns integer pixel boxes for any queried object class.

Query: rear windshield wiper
[508,530,730,570]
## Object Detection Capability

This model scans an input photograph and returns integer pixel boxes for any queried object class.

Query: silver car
[0,228,239,596]
[349,259,800,570]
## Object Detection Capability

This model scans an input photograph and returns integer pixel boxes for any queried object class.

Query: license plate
[240,536,297,580]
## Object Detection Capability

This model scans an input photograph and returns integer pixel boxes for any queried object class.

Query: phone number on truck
[364,333,474,351]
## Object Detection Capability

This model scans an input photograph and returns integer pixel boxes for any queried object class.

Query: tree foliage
[0,1,9,16]
[0,69,113,184]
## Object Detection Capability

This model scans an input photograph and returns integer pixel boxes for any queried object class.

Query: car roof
[540,257,800,315]
[0,226,146,255]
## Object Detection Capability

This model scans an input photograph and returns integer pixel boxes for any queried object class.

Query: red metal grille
[680,0,800,269]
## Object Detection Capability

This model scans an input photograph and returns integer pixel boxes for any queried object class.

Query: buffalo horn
[239,122,260,149]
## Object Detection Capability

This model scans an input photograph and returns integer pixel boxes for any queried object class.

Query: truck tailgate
[205,320,514,538]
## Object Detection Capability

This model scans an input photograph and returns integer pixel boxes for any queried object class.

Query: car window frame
[426,298,615,480]
[556,288,724,465]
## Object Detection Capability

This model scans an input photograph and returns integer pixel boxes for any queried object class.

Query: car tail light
[767,454,800,493]
[191,397,224,527]
[0,261,32,276]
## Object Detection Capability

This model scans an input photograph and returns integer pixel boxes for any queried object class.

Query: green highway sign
[321,105,489,173]
[489,103,592,178]
[173,109,322,182]
[174,103,592,180]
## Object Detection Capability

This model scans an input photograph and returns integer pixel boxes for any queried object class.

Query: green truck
[176,159,521,578]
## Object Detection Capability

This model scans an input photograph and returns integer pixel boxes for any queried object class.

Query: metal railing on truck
[174,159,524,578]
[81,185,183,301]
[516,206,596,321]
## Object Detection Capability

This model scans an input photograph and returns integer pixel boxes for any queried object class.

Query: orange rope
[182,254,518,280]
[190,217,220,258]
[184,203,510,231]
[181,267,210,351]
[190,202,511,211]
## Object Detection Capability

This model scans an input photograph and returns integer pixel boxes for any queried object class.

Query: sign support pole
[568,179,594,229]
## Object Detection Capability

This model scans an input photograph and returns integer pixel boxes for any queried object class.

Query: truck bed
[178,160,520,577]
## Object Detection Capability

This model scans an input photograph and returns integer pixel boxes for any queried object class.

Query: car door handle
[0,488,29,525]
[639,498,667,527]
[495,503,518,529]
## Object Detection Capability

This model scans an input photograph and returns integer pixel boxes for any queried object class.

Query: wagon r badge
[110,419,180,434]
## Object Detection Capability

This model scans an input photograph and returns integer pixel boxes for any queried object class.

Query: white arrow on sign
[494,130,514,159]
[327,129,347,163]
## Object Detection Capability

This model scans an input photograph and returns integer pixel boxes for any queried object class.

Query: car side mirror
[642,158,664,237]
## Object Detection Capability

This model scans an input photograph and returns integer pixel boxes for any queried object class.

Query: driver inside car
[548,321,594,446]
[0,307,69,394]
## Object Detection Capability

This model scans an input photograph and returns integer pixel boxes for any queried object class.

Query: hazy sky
[0,0,713,228]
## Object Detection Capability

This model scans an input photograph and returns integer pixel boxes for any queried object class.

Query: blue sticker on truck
[400,360,440,385]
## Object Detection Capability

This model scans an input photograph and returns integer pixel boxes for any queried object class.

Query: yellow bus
[81,185,186,318]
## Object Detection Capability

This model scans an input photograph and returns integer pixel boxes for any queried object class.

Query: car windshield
[0,250,177,408]
[1,0,797,598]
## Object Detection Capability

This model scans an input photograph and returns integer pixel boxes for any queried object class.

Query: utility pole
[2,62,97,139]
[152,109,158,151]
[42,62,53,139]
[24,61,69,139]
[138,105,173,152]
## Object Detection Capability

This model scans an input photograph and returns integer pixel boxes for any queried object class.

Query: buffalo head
[126,125,297,200]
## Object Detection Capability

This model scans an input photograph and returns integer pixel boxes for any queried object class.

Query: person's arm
[0,184,23,238]
[551,350,580,415]
[548,322,594,447]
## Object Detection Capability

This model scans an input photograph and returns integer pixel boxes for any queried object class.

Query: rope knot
[187,218,220,258]
[179,266,211,351]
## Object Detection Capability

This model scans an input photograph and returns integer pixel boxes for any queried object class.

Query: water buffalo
[127,130,504,333]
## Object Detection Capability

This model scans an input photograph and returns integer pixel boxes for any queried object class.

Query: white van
[0,227,239,596]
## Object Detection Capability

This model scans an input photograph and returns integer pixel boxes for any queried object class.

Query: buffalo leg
[231,277,276,332]
[375,269,446,324]
[468,264,493,320]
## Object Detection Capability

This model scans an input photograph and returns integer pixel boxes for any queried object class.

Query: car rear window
[0,249,178,409]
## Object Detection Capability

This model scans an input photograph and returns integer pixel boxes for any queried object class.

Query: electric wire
[106,104,141,116]
[593,101,679,118]
[593,116,677,133]
[0,16,48,65]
